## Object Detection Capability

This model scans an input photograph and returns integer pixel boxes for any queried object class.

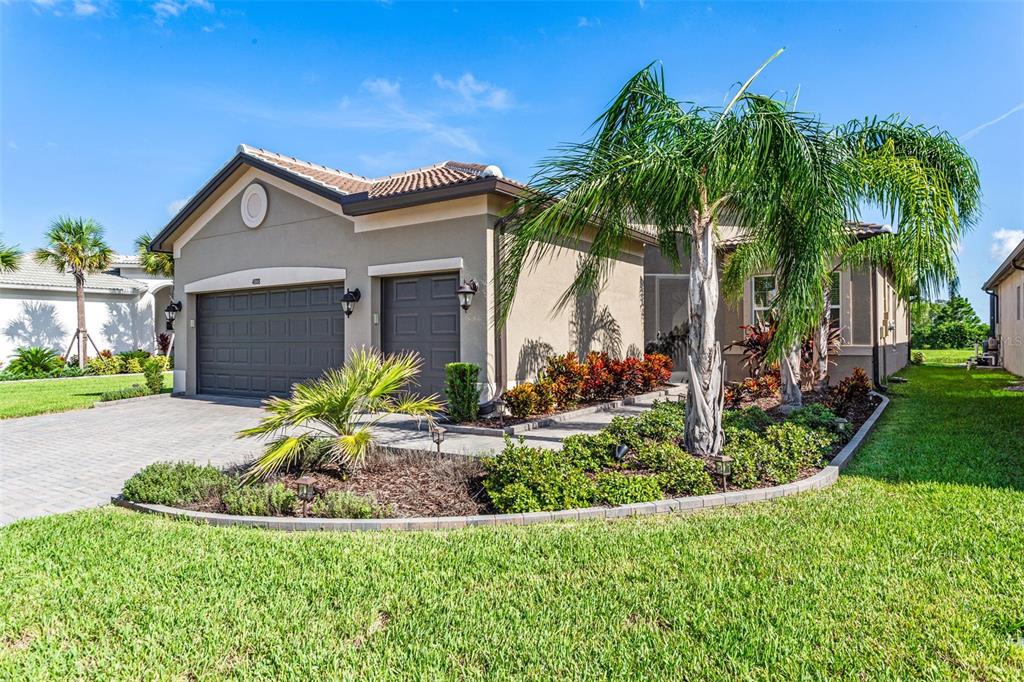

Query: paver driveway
[1,390,681,525]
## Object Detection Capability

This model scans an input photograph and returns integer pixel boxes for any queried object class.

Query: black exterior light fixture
[339,288,361,317]
[456,279,478,312]
[295,475,316,515]
[492,395,506,428]
[163,301,183,331]
[429,424,447,453]
[613,443,630,463]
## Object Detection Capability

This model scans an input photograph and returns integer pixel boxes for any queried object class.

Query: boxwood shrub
[444,362,480,422]
[99,384,151,402]
[483,438,596,513]
[594,472,663,505]
[122,462,231,506]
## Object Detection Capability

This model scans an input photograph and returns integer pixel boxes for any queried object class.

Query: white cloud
[73,0,99,15]
[961,101,1024,141]
[362,77,401,99]
[432,73,512,112]
[201,22,223,32]
[991,229,1024,260]
[577,16,599,28]
[30,0,106,17]
[167,197,189,217]
[152,0,213,24]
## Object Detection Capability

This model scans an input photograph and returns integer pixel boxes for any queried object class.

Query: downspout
[492,220,507,402]
[870,265,880,388]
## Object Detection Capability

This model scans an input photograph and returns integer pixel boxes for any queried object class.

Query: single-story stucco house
[149,145,648,399]
[983,234,1024,376]
[0,254,173,364]
[643,223,912,386]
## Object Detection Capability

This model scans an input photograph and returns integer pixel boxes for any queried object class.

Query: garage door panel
[381,274,460,399]
[198,282,345,397]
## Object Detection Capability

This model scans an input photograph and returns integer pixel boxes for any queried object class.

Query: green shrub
[723,427,764,489]
[724,423,835,488]
[143,357,164,394]
[125,358,144,374]
[122,462,231,506]
[723,406,774,433]
[149,355,171,371]
[88,354,125,375]
[310,491,392,519]
[99,384,150,402]
[502,383,538,419]
[787,403,838,432]
[911,351,925,365]
[118,349,152,362]
[604,402,686,451]
[634,442,714,496]
[594,472,663,505]
[483,438,596,513]
[222,483,297,516]
[533,378,557,414]
[559,431,619,472]
[6,346,63,378]
[444,362,480,422]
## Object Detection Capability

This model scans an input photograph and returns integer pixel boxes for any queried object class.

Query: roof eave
[339,177,524,216]
[982,238,1024,291]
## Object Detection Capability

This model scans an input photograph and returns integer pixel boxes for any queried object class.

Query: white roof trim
[367,257,464,278]
[183,267,347,294]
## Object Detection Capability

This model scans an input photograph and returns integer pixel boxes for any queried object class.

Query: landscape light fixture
[163,301,182,331]
[339,289,361,317]
[492,396,506,428]
[613,443,629,463]
[295,475,316,515]
[455,280,478,312]
[710,454,734,491]
[429,424,447,453]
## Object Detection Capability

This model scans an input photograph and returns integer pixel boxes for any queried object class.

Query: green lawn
[919,347,975,365]
[2,367,1022,679]
[0,373,172,419]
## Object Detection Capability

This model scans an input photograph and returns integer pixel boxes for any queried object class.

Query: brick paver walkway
[1,391,678,525]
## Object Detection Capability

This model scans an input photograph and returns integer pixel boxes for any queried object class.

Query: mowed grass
[1,367,1023,680]
[0,373,172,419]
[920,347,975,365]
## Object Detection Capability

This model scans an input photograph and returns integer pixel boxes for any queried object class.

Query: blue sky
[2,1,1022,316]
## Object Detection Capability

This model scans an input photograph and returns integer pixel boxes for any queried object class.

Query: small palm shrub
[122,462,231,506]
[483,438,597,513]
[222,483,297,516]
[444,362,480,422]
[239,348,442,481]
[7,347,63,378]
[143,357,164,394]
[310,491,392,519]
[594,472,663,505]
[99,384,150,402]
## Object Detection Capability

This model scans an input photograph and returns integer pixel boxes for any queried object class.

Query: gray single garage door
[197,283,346,397]
[381,273,460,398]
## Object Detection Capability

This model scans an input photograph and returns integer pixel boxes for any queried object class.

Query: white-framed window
[752,275,777,325]
[828,271,841,331]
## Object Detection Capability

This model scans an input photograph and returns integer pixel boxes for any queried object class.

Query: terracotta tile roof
[0,257,147,294]
[238,145,521,200]
[716,221,891,247]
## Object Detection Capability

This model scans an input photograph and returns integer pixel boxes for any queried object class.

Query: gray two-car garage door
[197,283,346,397]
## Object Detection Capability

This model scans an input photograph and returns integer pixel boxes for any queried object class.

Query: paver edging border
[111,391,889,532]
[443,384,688,436]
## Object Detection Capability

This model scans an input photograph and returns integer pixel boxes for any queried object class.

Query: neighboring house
[0,254,173,363]
[149,145,648,399]
[983,235,1024,377]
[643,223,911,386]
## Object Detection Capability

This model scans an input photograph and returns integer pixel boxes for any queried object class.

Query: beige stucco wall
[168,169,646,398]
[994,268,1024,376]
[503,235,645,386]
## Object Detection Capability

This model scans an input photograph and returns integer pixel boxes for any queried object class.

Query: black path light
[492,395,506,428]
[295,475,316,516]
[710,454,734,492]
[339,288,361,317]
[163,301,182,331]
[429,424,447,453]
[455,280,478,312]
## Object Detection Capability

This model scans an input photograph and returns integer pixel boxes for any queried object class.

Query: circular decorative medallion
[241,183,268,228]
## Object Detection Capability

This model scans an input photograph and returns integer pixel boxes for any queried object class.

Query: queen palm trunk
[814,283,831,390]
[684,210,724,457]
[75,271,87,367]
[780,346,802,408]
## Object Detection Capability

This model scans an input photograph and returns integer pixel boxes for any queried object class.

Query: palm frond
[135,232,174,277]
[0,241,21,273]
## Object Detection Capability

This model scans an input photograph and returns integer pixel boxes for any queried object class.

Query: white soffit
[367,257,463,278]
[183,267,348,294]
[352,196,489,233]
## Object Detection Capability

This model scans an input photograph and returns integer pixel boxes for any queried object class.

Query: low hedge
[122,462,232,506]
[99,384,151,402]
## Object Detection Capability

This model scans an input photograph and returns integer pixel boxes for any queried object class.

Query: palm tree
[0,241,21,272]
[34,217,113,368]
[496,52,852,457]
[238,348,443,482]
[723,117,980,401]
[134,232,173,277]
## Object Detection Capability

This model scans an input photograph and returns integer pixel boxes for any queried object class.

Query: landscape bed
[117,373,881,523]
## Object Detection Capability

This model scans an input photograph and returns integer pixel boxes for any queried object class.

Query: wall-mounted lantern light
[456,280,478,312]
[339,288,361,317]
[164,301,183,331]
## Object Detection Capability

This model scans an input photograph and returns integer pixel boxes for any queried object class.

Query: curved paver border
[112,392,889,532]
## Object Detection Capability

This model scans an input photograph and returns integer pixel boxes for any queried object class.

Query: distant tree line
[912,295,988,349]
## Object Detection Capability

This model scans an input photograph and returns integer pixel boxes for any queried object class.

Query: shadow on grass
[846,366,1024,491]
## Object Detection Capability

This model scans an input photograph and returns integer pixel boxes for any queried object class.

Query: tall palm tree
[0,241,21,272]
[134,232,174,277]
[496,52,853,457]
[723,118,980,401]
[35,217,113,368]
